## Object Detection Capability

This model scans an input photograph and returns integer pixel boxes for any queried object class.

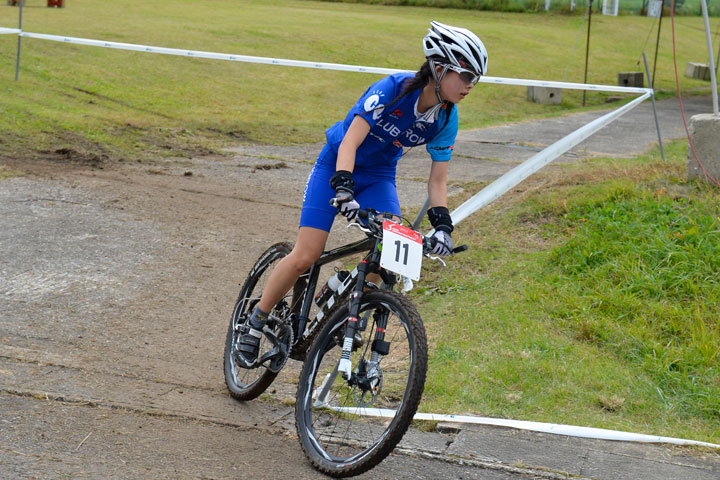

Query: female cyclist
[235,21,488,367]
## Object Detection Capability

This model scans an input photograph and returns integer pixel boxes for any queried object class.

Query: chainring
[262,321,293,373]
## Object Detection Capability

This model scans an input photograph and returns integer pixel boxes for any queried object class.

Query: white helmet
[424,21,488,76]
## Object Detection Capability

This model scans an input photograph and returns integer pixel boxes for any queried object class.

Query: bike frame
[292,233,388,348]
[297,228,395,406]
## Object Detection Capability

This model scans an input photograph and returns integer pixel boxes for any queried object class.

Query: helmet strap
[428,59,448,105]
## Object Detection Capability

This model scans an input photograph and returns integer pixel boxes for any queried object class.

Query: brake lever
[424,254,447,267]
[347,222,373,234]
[401,253,445,293]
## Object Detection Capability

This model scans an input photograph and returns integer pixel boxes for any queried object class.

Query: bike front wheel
[295,290,427,477]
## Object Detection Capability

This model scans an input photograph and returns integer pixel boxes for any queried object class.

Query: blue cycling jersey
[322,72,459,177]
[301,72,460,232]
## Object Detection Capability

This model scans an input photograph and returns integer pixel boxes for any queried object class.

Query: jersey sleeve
[426,105,459,162]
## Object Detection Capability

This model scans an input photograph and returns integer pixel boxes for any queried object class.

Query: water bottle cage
[316,270,355,311]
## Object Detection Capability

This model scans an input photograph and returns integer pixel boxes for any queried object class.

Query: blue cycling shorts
[300,145,401,232]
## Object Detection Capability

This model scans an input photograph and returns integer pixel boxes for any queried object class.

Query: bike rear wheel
[224,242,304,401]
[295,290,427,477]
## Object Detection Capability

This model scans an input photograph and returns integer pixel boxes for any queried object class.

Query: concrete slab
[447,423,720,480]
[527,86,562,105]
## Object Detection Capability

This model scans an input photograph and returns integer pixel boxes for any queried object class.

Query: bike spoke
[297,291,426,475]
[224,243,301,401]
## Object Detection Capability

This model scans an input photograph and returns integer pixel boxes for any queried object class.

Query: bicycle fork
[314,261,391,407]
[337,259,370,380]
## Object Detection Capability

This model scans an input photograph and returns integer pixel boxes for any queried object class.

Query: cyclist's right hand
[330,170,360,220]
[429,230,453,256]
[334,189,360,220]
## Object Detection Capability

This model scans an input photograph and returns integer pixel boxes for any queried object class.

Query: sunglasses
[444,64,481,85]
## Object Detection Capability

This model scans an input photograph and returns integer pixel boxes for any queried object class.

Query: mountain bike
[223,207,464,477]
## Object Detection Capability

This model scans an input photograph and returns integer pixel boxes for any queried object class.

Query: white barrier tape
[481,76,650,94]
[0,28,21,35]
[330,406,720,448]
[451,92,652,226]
[16,31,407,76]
[3,28,651,94]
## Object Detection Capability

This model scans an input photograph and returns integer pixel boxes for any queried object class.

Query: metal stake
[14,0,24,81]
[313,364,340,407]
[642,52,665,161]
[412,196,430,230]
[651,2,663,89]
[582,0,594,107]
[700,0,719,116]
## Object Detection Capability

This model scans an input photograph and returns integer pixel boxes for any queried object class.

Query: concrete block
[435,422,462,434]
[618,72,644,88]
[687,113,720,181]
[647,0,663,17]
[527,86,562,105]
[685,62,711,81]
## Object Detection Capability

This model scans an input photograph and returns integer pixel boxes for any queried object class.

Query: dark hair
[400,60,434,97]
[397,61,455,131]
[364,61,455,136]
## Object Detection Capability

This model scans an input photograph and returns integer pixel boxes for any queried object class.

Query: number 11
[394,240,409,265]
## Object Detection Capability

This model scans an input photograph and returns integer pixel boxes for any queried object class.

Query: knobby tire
[224,242,303,401]
[295,290,427,477]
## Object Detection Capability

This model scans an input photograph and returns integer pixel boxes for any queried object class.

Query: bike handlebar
[330,198,467,255]
[423,235,468,255]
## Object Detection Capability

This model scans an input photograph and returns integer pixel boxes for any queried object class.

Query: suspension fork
[313,257,371,406]
[316,241,393,406]
[370,307,390,354]
[345,243,395,354]
[313,293,390,407]
[338,258,370,375]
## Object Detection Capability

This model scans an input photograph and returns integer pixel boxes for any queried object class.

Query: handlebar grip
[452,244,468,254]
[424,237,468,255]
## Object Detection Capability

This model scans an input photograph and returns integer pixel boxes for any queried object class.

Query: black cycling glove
[330,170,360,220]
[427,206,454,256]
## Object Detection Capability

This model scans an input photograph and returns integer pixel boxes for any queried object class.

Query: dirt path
[0,152,546,479]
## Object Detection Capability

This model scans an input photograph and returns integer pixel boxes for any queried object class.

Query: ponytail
[400,61,434,97]
[367,61,455,132]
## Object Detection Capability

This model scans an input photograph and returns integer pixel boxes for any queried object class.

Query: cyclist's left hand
[430,230,453,256]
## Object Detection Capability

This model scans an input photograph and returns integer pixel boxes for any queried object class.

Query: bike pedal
[263,351,288,373]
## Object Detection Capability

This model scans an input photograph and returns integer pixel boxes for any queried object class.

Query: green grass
[0,0,716,162]
[411,140,719,444]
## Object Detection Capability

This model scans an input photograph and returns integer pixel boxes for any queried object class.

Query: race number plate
[380,221,423,281]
